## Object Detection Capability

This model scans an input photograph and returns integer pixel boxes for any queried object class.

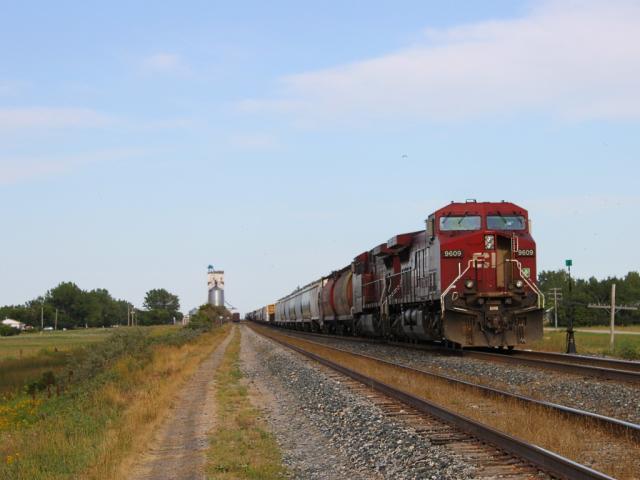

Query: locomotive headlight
[465,279,475,289]
[484,234,495,250]
[515,280,525,289]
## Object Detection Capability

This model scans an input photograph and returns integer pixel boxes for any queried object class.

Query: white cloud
[0,107,111,130]
[0,148,149,185]
[242,0,640,124]
[229,133,279,150]
[141,53,187,74]
[0,160,68,184]
[0,107,191,132]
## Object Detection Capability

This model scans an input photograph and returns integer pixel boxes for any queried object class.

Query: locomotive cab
[436,201,544,347]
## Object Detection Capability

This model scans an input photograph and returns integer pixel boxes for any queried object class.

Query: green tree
[1,282,159,329]
[46,282,86,328]
[48,282,82,312]
[141,289,181,325]
[0,324,20,336]
[187,304,231,330]
[538,270,640,327]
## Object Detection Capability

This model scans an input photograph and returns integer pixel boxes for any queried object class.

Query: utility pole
[55,308,58,331]
[564,260,577,353]
[611,283,615,351]
[41,305,44,332]
[547,288,563,329]
[127,304,130,327]
[588,283,638,352]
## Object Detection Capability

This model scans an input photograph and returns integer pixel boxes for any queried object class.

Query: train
[247,200,544,348]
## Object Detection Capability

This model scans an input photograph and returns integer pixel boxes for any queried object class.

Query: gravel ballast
[240,325,477,480]
[281,333,640,424]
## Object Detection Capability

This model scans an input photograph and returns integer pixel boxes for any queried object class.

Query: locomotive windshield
[487,215,526,230]
[439,215,481,231]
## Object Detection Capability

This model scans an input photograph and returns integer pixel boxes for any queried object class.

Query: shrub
[24,370,57,398]
[151,327,200,347]
[0,325,20,337]
[616,342,640,360]
[71,329,152,383]
[186,312,214,331]
[71,327,205,384]
[186,304,231,331]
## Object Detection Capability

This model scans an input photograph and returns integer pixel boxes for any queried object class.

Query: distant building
[207,265,225,307]
[2,319,26,330]
[182,307,199,326]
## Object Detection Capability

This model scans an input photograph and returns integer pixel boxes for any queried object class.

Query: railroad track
[317,368,545,479]
[250,324,638,480]
[463,348,640,384]
[264,327,640,441]
[257,325,640,384]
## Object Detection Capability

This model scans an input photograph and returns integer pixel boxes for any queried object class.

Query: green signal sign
[565,259,573,267]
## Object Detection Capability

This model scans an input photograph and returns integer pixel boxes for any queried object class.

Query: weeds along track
[461,349,640,383]
[264,327,640,384]
[251,324,640,480]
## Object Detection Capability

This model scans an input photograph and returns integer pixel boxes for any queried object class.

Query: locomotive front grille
[442,286,543,347]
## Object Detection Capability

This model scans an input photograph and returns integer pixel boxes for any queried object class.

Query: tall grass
[531,330,640,359]
[0,324,230,480]
[0,326,201,397]
[0,349,83,396]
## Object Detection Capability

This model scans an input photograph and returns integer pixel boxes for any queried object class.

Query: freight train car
[249,201,544,348]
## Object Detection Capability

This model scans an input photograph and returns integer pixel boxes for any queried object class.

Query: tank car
[250,200,544,348]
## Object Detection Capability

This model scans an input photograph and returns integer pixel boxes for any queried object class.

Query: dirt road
[128,328,233,480]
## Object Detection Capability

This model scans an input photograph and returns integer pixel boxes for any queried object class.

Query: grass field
[578,325,640,332]
[0,326,182,396]
[531,328,640,359]
[0,325,181,360]
[546,325,640,333]
[0,329,112,360]
[0,324,228,480]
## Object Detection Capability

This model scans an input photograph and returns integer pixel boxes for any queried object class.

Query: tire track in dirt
[129,327,234,480]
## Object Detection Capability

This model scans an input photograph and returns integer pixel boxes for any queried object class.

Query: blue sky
[1,0,639,314]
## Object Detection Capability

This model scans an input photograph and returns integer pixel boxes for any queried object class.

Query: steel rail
[462,349,640,383]
[260,323,640,383]
[497,349,640,373]
[252,325,615,480]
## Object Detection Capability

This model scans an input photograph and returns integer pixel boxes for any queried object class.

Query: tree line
[538,270,640,326]
[0,282,183,330]
[5,271,636,331]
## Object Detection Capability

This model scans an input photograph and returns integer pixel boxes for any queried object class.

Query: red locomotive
[248,200,544,348]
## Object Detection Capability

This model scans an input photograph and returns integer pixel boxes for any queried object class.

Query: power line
[587,283,638,352]
[547,288,563,329]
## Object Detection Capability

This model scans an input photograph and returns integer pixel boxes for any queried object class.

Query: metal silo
[207,265,225,307]
[208,286,224,307]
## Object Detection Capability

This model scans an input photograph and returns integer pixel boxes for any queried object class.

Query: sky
[1,0,639,315]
